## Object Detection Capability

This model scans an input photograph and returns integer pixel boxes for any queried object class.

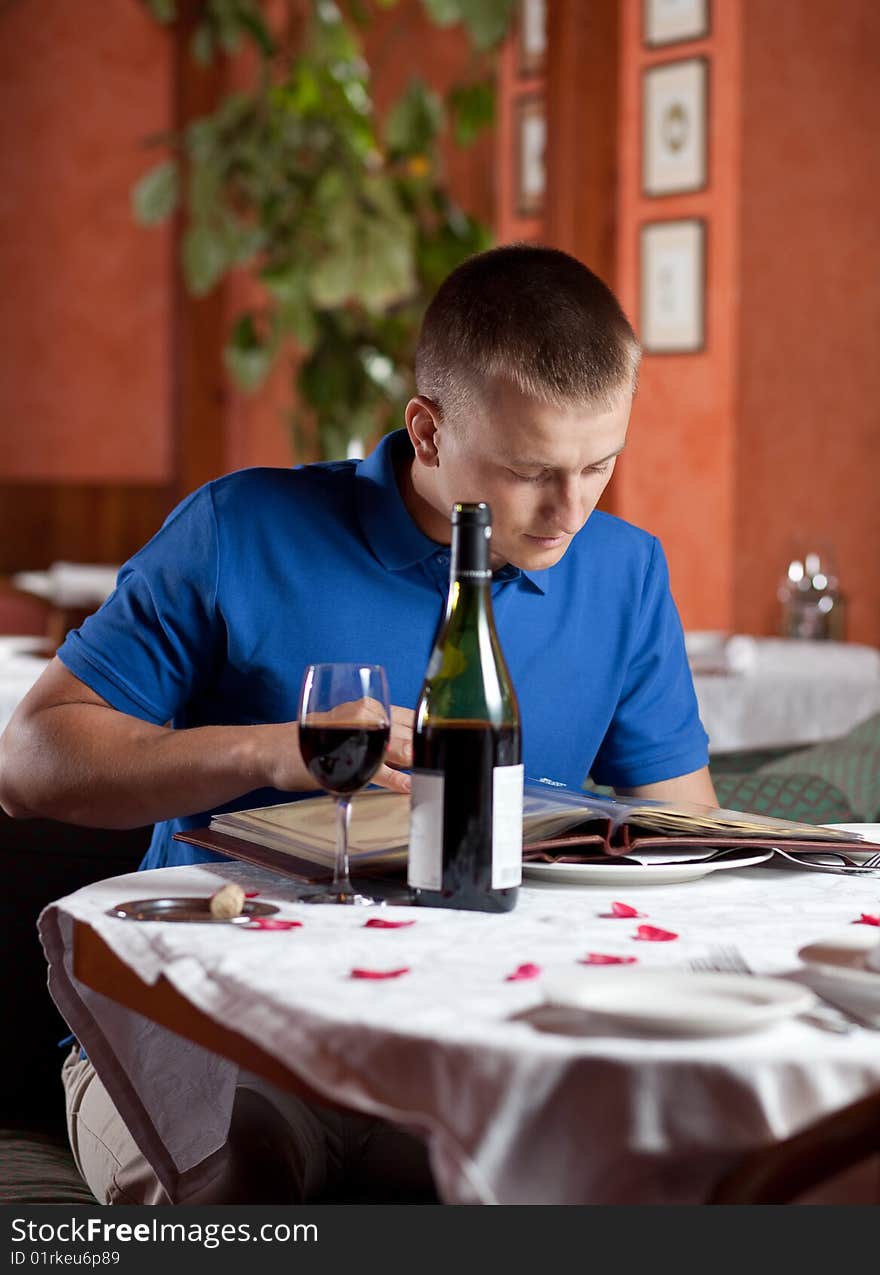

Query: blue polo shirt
[57,430,708,869]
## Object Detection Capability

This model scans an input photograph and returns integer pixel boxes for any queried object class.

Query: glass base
[296,886,385,907]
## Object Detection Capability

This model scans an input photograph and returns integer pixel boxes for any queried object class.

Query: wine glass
[296,663,391,905]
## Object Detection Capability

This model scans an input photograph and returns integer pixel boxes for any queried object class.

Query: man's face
[423,376,632,570]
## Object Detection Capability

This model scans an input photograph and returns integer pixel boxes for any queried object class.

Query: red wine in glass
[297,663,392,906]
[299,724,390,795]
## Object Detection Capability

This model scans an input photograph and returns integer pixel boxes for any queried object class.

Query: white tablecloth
[38,856,880,1205]
[687,634,880,752]
[694,672,880,753]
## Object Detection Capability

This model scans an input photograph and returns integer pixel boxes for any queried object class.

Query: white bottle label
[408,770,444,890]
[492,763,524,888]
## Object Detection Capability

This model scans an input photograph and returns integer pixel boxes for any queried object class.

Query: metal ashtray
[108,897,280,923]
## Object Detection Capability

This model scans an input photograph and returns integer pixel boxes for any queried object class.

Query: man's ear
[404,396,442,468]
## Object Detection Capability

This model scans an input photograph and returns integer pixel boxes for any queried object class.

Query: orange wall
[615,0,741,632]
[735,0,880,644]
[0,0,173,483]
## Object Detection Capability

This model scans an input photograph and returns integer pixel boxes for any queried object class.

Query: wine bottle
[409,502,523,912]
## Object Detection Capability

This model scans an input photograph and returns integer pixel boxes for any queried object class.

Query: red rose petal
[363,918,416,929]
[505,963,542,981]
[244,890,260,899]
[578,953,639,965]
[633,924,678,942]
[600,901,647,919]
[350,967,410,980]
[854,913,880,927]
[244,917,303,931]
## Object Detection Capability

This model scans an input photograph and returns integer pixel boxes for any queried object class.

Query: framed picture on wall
[518,0,547,77]
[643,0,710,48]
[642,56,708,196]
[515,96,546,217]
[640,218,706,353]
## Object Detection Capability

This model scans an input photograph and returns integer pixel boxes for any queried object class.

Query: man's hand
[294,700,413,796]
[375,704,414,795]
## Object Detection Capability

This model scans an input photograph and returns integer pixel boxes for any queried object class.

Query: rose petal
[600,901,647,919]
[244,917,303,931]
[853,913,880,927]
[578,953,639,965]
[244,890,260,899]
[350,967,410,980]
[633,924,678,942]
[505,963,542,981]
[363,918,416,929]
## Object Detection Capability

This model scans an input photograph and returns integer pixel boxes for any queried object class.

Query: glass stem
[334,795,353,890]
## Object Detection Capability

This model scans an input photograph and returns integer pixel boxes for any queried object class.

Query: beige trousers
[62,1047,437,1206]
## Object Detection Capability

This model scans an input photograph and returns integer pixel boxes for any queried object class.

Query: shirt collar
[355,430,548,595]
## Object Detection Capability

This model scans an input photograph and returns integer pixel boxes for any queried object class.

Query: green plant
[135,0,517,459]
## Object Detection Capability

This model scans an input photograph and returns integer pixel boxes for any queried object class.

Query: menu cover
[173,781,868,879]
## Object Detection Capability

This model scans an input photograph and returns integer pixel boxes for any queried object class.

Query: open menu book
[172,779,867,878]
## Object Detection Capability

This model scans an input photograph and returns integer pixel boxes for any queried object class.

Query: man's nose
[543,478,585,533]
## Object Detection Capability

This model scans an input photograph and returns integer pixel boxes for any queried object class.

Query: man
[0,245,714,1203]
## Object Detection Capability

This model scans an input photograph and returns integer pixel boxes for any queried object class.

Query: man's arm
[0,660,413,828]
[616,765,717,807]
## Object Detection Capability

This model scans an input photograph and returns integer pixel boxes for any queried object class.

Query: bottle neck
[450,520,492,587]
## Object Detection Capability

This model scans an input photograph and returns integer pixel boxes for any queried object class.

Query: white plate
[822,824,880,860]
[522,846,773,886]
[797,929,880,1025]
[542,969,816,1037]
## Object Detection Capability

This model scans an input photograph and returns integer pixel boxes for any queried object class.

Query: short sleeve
[590,537,709,787]
[56,486,221,725]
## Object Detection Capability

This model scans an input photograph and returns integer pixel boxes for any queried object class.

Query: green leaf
[448,79,495,146]
[384,79,444,155]
[131,161,179,225]
[191,25,215,66]
[188,161,219,221]
[182,225,229,295]
[420,0,462,27]
[145,0,177,23]
[355,214,417,311]
[307,240,360,308]
[236,5,278,58]
[458,0,517,51]
[224,314,272,391]
[261,265,319,349]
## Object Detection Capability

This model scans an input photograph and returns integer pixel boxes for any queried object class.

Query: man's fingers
[388,704,414,767]
[372,764,411,795]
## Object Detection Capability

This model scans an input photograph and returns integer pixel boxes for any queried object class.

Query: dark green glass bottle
[409,502,523,912]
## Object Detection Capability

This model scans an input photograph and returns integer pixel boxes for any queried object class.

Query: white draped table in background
[39,858,880,1206]
[688,634,880,753]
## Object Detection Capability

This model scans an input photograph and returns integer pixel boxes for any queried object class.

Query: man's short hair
[415,244,640,423]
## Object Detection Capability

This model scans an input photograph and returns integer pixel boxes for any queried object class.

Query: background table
[0,636,51,733]
[687,634,880,752]
[39,857,880,1205]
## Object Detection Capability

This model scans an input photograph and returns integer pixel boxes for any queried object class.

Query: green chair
[757,711,880,822]
[712,771,855,825]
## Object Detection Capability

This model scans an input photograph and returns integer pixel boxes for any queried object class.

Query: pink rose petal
[244,917,303,931]
[350,967,410,980]
[853,913,880,927]
[578,953,638,965]
[599,900,647,919]
[633,924,678,942]
[505,962,542,982]
[363,918,416,929]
